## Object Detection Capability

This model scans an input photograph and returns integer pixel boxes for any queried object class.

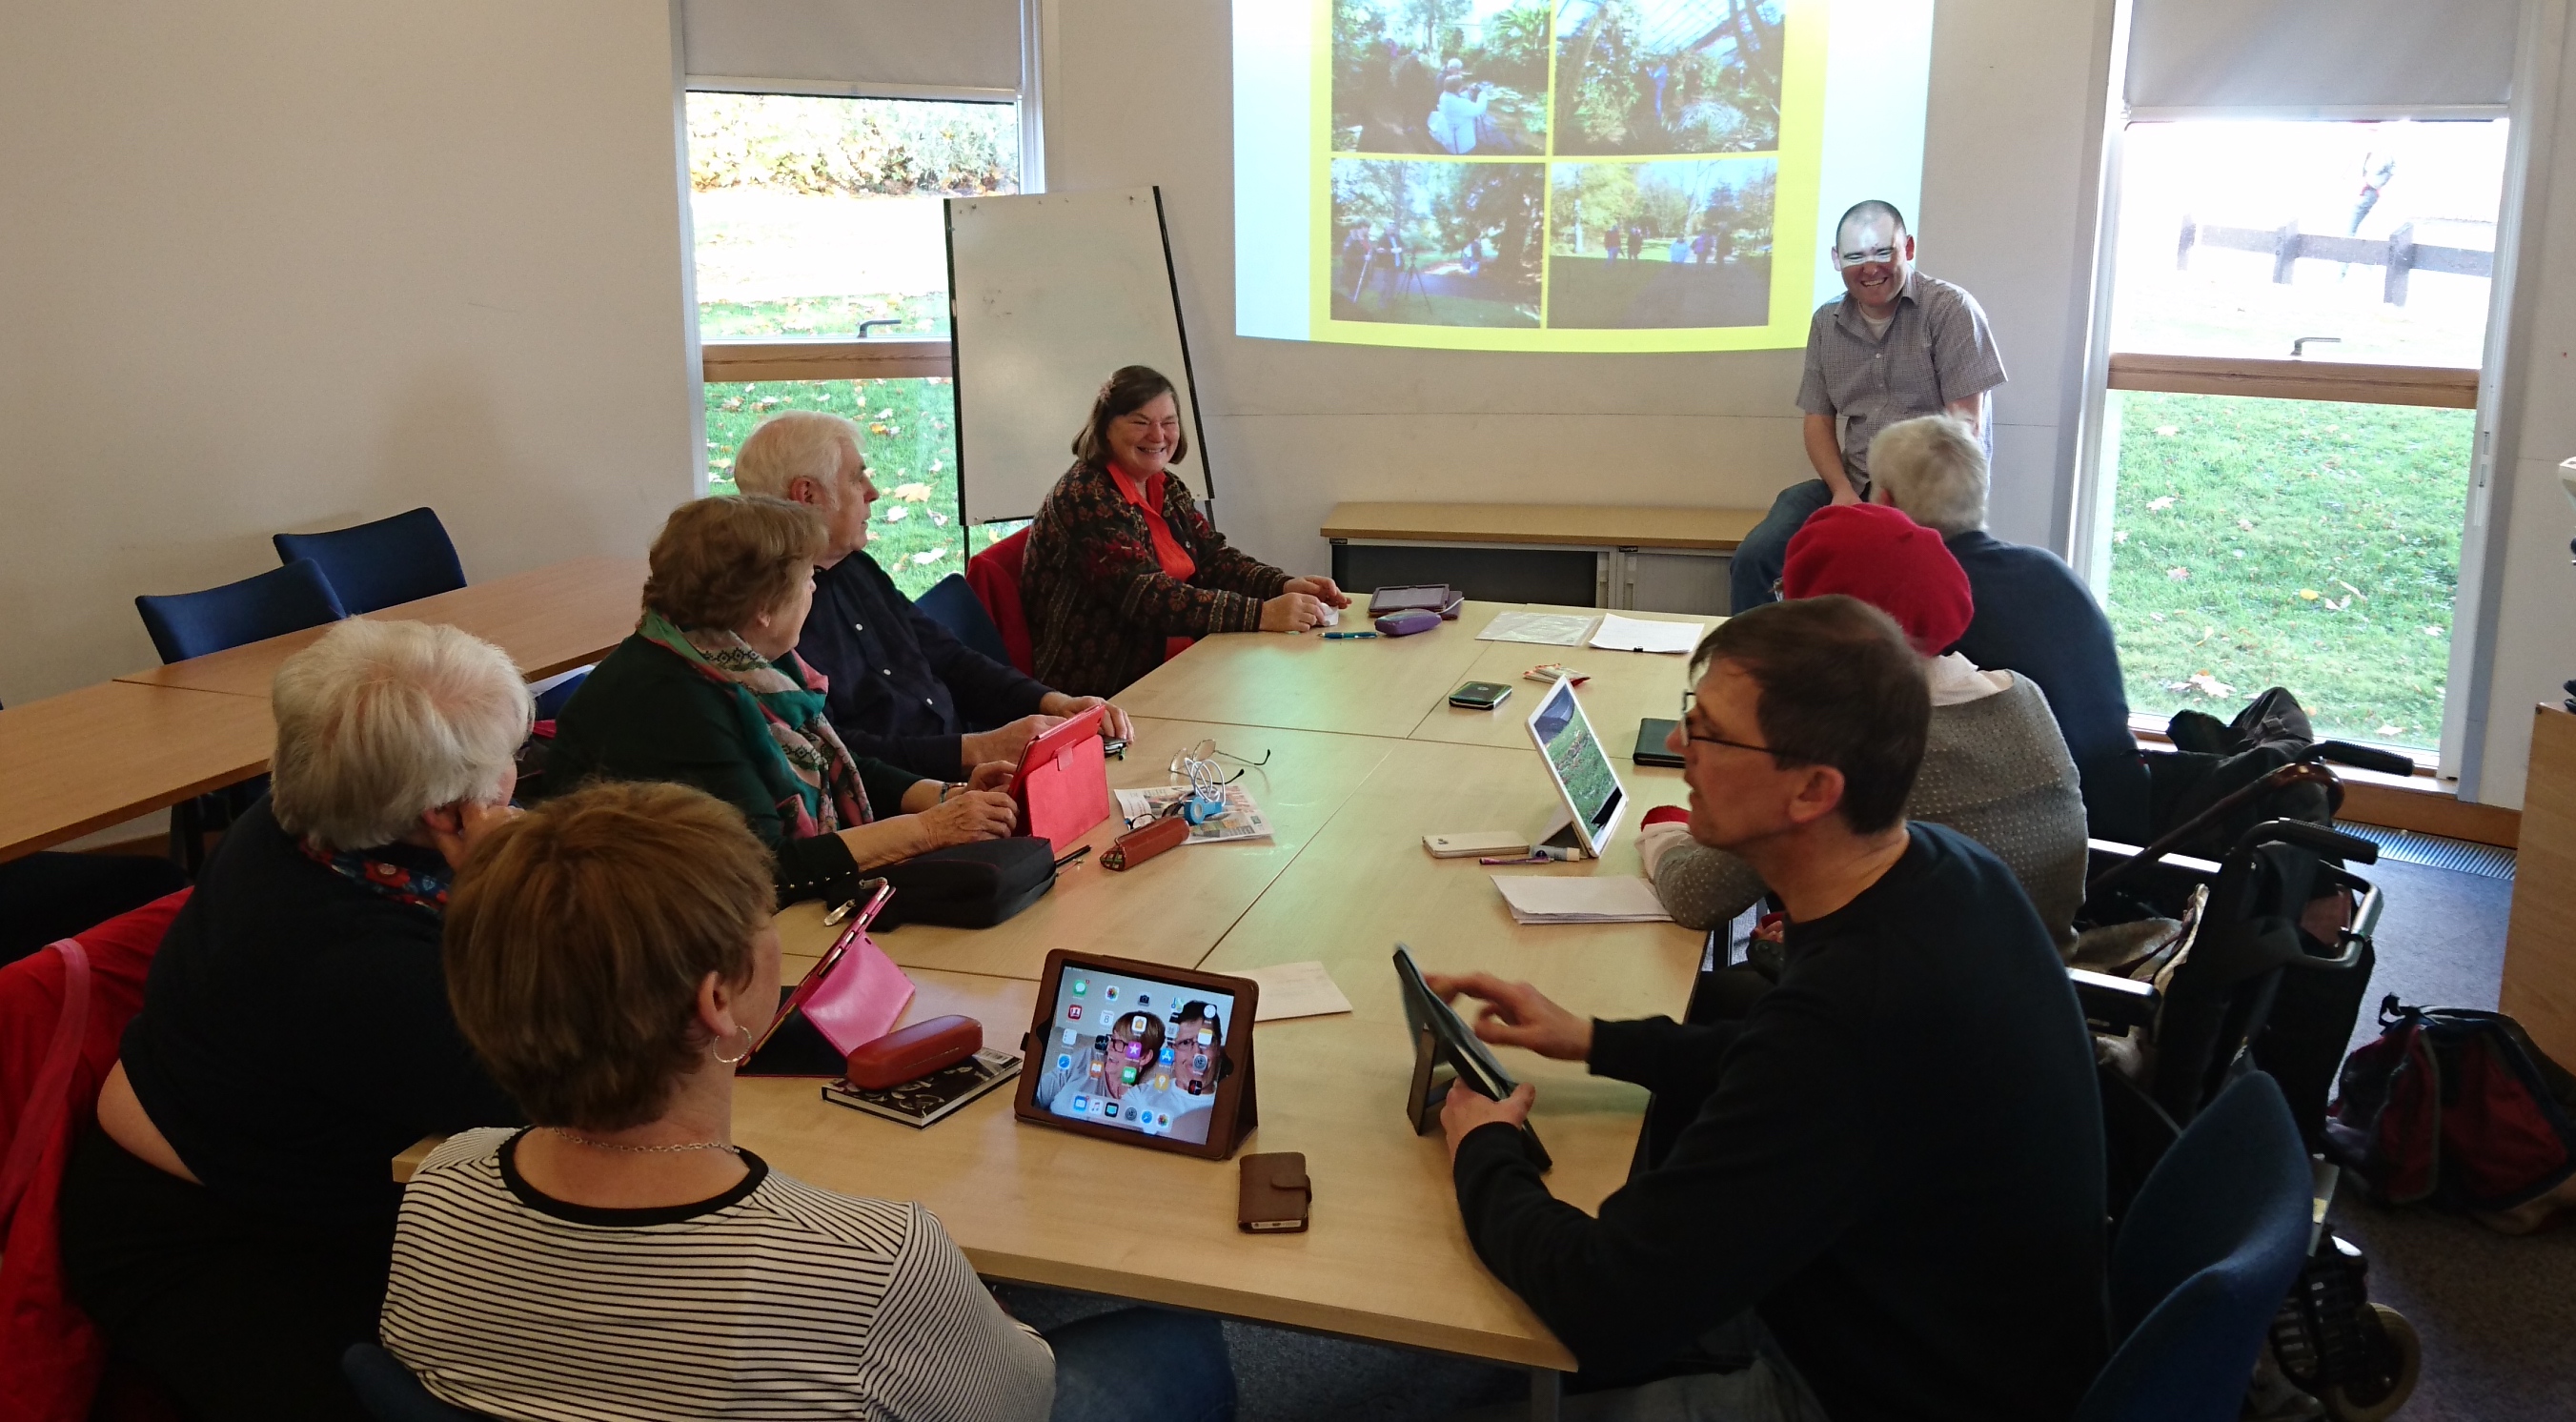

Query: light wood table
[1322,503,1760,552]
[116,556,645,698]
[0,682,279,863]
[740,727,1701,1386]
[1409,605,1712,758]
[1112,608,1498,739]
[2505,705,2576,1065]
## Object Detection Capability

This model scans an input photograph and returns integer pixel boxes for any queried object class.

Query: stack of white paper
[1236,961,1355,1021]
[1490,875,1673,924]
[1589,614,1704,655]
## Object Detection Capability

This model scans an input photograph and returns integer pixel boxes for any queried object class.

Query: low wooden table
[1324,502,1759,616]
[0,682,277,862]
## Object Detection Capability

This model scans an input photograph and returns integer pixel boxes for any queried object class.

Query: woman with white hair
[61,618,533,1422]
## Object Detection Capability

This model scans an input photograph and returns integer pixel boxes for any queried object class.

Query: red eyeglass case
[845,1014,983,1090]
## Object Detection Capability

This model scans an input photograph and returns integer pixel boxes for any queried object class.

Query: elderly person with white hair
[62,619,532,1422]
[1869,414,2150,843]
[731,410,1129,782]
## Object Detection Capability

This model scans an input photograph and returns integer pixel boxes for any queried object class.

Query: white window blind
[2126,0,2518,112]
[683,0,1022,94]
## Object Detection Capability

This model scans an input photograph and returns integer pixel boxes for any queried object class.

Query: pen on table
[1479,847,1577,864]
[1053,844,1090,870]
[1322,631,1378,640]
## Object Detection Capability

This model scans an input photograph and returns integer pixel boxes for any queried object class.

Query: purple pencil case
[1375,609,1442,638]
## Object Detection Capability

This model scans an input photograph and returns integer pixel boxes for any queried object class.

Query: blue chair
[341,1344,496,1422]
[2074,1070,2316,1422]
[915,572,1013,667]
[134,558,347,665]
[274,507,465,615]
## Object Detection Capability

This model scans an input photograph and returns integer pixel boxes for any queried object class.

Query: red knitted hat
[1780,502,1973,655]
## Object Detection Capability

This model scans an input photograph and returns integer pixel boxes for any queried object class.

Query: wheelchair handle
[2232,818,2380,865]
[2302,741,2418,778]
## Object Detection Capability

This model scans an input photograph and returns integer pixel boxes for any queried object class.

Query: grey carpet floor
[1005,856,2567,1421]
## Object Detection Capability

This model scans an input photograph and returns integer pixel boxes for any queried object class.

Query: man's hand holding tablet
[1419,972,1592,1161]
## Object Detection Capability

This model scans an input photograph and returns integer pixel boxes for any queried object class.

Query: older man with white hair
[1870,414,2149,842]
[64,618,531,1422]
[732,411,1128,782]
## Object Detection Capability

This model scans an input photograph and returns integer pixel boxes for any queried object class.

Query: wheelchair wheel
[2322,1305,2420,1422]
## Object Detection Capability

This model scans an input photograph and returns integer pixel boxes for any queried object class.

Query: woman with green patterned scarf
[549,497,1021,904]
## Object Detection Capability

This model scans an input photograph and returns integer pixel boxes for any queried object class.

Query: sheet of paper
[1477,611,1599,646]
[1112,785,1272,843]
[1236,960,1355,1022]
[1589,613,1704,655]
[1489,874,1673,924]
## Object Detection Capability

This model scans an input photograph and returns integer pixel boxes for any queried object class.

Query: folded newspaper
[1113,785,1273,844]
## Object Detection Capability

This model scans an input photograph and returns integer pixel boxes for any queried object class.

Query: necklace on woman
[545,1127,739,1156]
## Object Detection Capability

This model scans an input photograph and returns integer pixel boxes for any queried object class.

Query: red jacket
[0,890,189,1422]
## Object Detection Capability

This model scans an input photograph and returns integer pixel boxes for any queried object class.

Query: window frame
[2068,103,2523,782]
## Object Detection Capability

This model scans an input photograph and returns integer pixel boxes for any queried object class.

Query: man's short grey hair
[1868,416,1989,536]
[269,620,532,851]
[732,410,861,504]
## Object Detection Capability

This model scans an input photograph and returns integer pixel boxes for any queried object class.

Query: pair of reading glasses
[1679,690,1807,764]
[1168,739,1269,783]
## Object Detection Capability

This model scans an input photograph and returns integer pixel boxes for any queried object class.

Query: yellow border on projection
[1308,0,1828,354]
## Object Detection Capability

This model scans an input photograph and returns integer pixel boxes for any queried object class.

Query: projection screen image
[1237,0,1934,353]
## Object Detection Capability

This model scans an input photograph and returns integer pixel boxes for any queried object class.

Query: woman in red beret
[1641,502,2086,951]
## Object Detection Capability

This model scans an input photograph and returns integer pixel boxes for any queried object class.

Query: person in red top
[1022,366,1350,696]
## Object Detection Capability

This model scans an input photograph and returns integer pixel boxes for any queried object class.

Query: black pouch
[873,840,1056,928]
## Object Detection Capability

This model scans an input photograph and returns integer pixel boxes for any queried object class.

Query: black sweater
[1454,823,2108,1422]
[549,634,924,904]
[797,551,1051,782]
[118,799,522,1227]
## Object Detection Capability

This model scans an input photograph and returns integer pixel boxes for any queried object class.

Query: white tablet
[1525,676,1628,858]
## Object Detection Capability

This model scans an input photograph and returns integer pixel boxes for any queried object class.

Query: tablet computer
[1008,705,1109,854]
[1525,675,1627,857]
[1006,703,1107,797]
[1015,949,1260,1160]
[1392,945,1551,1170]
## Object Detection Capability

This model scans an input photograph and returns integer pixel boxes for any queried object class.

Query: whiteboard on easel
[945,187,1210,525]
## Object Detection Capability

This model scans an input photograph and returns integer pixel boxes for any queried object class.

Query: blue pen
[1322,631,1378,640]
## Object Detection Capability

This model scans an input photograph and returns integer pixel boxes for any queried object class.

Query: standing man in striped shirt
[1730,200,2008,613]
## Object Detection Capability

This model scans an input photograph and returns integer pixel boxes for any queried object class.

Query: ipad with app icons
[1015,950,1261,1160]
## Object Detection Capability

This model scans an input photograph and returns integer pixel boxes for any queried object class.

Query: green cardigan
[548,633,923,904]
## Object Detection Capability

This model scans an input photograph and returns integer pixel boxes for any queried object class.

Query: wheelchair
[2073,739,2422,1421]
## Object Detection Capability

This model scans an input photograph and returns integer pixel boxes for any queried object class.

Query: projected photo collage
[1329,0,1784,333]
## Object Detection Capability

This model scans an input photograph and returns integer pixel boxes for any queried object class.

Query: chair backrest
[2075,1070,2314,1422]
[274,507,465,615]
[342,1344,496,1422]
[965,528,1035,675]
[134,559,347,664]
[915,573,1012,667]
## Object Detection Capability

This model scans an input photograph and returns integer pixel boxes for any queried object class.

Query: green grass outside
[699,293,947,340]
[701,372,1022,601]
[2105,390,2471,749]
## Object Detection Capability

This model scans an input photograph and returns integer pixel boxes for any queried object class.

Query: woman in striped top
[382,780,1235,1421]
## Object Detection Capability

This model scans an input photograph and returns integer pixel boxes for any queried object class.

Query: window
[2092,120,2505,752]
[690,92,1024,596]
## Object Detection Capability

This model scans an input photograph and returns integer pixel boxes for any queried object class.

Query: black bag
[2146,686,2335,859]
[872,840,1056,929]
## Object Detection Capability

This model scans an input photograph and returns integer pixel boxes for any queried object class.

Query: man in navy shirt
[1868,414,2151,842]
[1430,597,2107,1421]
[733,412,1129,782]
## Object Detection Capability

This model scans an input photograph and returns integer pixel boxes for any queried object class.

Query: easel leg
[1528,1368,1562,1422]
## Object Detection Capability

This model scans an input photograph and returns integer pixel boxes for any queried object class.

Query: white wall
[1038,0,2116,580]
[0,1,698,707]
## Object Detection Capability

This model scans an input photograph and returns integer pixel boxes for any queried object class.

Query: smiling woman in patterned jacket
[1021,366,1351,696]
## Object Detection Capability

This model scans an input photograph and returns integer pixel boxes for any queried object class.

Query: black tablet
[1393,944,1551,1169]
[1015,949,1259,1160]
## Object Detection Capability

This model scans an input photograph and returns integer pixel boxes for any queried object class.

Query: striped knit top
[380,1127,1055,1421]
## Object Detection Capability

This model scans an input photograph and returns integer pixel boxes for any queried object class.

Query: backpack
[2325,997,2576,1211]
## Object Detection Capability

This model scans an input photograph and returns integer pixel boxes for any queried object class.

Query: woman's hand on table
[1040,693,1133,741]
[961,714,1063,767]
[914,788,1018,847]
[1261,592,1325,633]
[1282,576,1352,609]
[965,760,1016,793]
[1420,971,1594,1062]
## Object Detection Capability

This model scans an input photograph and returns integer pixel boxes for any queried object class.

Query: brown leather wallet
[1238,1151,1310,1232]
[1102,814,1189,871]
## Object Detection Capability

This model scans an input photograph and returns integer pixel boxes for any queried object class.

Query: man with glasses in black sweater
[1427,596,2108,1422]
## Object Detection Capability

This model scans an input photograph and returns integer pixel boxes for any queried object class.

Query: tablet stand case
[1016,713,1111,854]
[1368,583,1451,617]
[742,930,915,1077]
